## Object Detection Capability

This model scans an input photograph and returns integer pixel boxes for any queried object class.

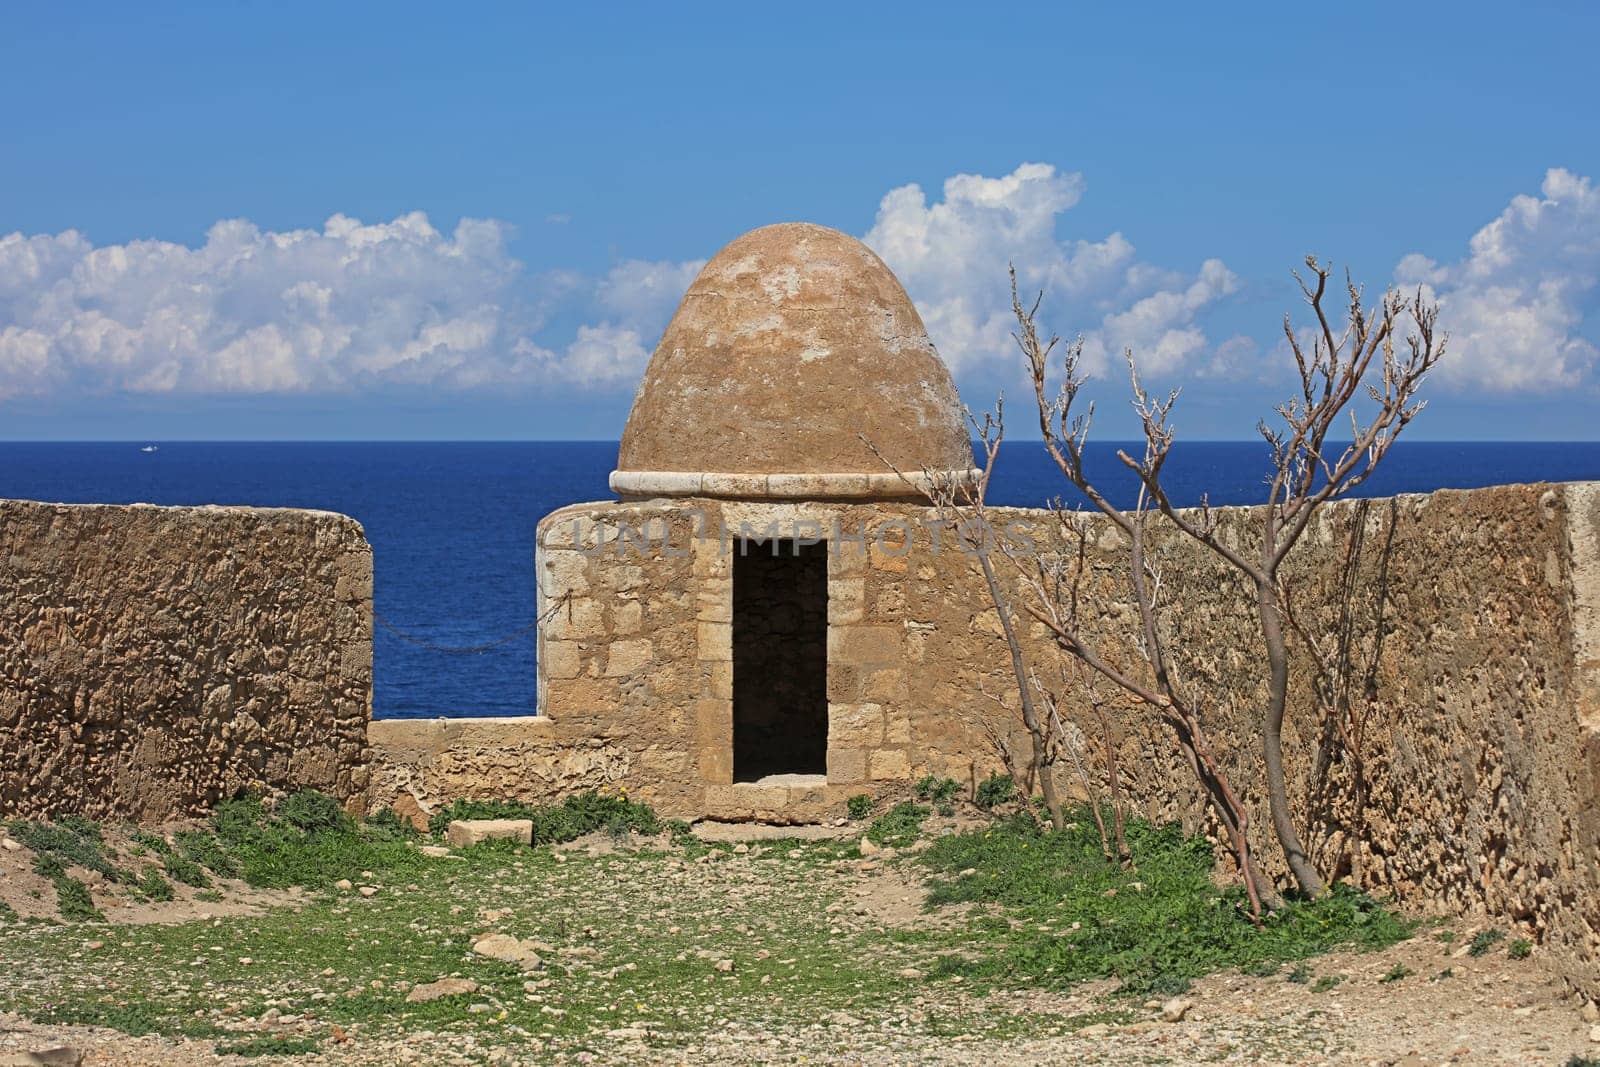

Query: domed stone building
[533,222,998,818]
[610,222,977,503]
[369,230,1600,995]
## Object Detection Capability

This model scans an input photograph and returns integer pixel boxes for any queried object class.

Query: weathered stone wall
[366,481,1599,997]
[0,499,372,821]
[366,715,630,825]
[929,484,1600,1002]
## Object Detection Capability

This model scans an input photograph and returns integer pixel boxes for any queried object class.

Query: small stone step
[0,1049,84,1067]
[445,818,533,847]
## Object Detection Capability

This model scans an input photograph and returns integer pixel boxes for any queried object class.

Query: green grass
[0,830,937,1060]
[37,1000,174,1037]
[0,793,1421,1062]
[866,802,927,847]
[161,850,212,888]
[53,876,103,922]
[974,773,1015,810]
[175,829,242,879]
[136,866,175,902]
[8,818,131,884]
[7,819,123,920]
[1508,937,1532,960]
[914,776,960,816]
[1467,928,1505,957]
[914,808,1411,995]
[210,792,426,890]
[213,1036,321,1057]
[846,794,874,821]
[427,791,661,845]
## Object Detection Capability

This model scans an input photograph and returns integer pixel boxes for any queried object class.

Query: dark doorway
[732,539,828,780]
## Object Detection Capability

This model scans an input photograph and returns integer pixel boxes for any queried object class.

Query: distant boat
[140,445,158,453]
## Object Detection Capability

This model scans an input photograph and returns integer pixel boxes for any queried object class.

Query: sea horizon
[5,439,1599,720]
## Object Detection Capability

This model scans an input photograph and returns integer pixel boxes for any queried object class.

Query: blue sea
[2,440,1597,720]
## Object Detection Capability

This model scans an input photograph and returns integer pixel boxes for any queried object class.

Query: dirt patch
[0,1016,236,1067]
[0,823,293,926]
[3,822,1597,1066]
[837,859,959,930]
[691,819,857,842]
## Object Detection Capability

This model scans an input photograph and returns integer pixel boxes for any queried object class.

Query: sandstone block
[542,640,582,680]
[406,977,478,1003]
[830,626,900,665]
[697,620,732,661]
[692,542,731,579]
[864,668,906,702]
[545,597,605,640]
[827,747,867,784]
[641,745,691,774]
[612,599,643,634]
[830,541,869,577]
[869,749,911,780]
[539,549,591,597]
[709,660,734,700]
[446,819,533,848]
[827,578,866,625]
[697,743,732,783]
[695,577,732,621]
[604,638,654,677]
[829,703,884,747]
[693,698,731,738]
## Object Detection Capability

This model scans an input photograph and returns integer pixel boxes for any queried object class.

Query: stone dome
[611,222,977,501]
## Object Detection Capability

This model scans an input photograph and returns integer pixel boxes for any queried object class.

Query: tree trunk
[980,552,1064,830]
[1258,576,1327,897]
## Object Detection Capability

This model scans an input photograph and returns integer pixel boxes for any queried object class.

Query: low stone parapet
[0,499,372,820]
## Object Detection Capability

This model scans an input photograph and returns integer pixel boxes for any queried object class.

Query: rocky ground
[2,817,1597,1066]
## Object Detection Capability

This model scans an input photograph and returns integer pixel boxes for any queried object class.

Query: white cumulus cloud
[1396,167,1600,392]
[0,213,532,398]
[34,162,1595,404]
[863,162,1238,379]
[0,213,703,400]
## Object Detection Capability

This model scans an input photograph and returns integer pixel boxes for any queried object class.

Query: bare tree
[1012,321,1274,913]
[863,406,1067,830]
[1034,655,1130,863]
[1014,258,1444,900]
[1283,496,1400,884]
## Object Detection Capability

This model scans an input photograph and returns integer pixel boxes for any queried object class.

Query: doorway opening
[732,538,828,781]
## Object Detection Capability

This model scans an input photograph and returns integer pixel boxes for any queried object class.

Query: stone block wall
[367,481,1600,997]
[913,483,1600,999]
[0,499,372,820]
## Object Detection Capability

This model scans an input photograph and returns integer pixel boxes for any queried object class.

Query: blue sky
[2,2,1597,440]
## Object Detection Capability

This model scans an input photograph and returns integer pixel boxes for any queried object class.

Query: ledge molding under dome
[608,468,982,502]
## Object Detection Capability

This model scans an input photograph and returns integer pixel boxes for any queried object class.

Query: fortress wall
[918,482,1600,1001]
[366,480,1598,996]
[0,499,373,821]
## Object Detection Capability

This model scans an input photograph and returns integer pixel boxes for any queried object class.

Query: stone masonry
[0,499,372,820]
[369,481,1600,999]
